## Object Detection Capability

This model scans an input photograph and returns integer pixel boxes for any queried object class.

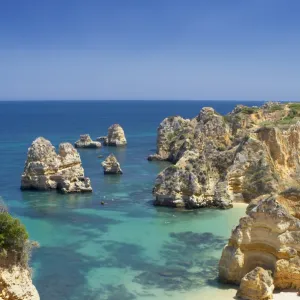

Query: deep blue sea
[0,100,263,300]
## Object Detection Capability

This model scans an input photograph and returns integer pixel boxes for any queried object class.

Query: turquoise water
[0,101,261,299]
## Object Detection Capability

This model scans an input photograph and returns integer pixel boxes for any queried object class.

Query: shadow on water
[134,231,227,291]
[33,241,145,300]
[34,231,227,299]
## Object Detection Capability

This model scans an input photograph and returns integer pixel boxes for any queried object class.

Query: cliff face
[218,192,300,291]
[21,137,92,193]
[150,103,300,208]
[0,266,39,300]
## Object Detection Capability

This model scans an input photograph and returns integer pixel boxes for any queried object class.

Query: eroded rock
[74,134,101,148]
[21,137,92,193]
[236,267,274,300]
[0,266,39,300]
[101,154,123,174]
[150,103,300,208]
[105,124,127,146]
[218,192,300,291]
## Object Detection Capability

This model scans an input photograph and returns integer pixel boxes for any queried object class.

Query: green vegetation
[0,202,38,268]
[0,213,29,252]
[288,103,300,110]
[217,145,226,151]
[240,107,259,115]
[223,115,231,123]
[268,104,283,112]
[167,132,176,141]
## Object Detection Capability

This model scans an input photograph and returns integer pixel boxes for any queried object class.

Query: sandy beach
[192,286,299,299]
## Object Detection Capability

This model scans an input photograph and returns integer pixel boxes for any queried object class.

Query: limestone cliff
[150,102,300,208]
[218,192,300,291]
[21,137,92,193]
[0,266,39,300]
[0,207,39,300]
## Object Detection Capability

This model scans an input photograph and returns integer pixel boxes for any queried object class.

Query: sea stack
[106,124,127,146]
[21,137,92,193]
[74,134,101,148]
[101,154,123,174]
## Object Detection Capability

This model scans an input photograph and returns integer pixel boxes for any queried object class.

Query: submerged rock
[149,103,300,208]
[74,134,101,148]
[21,137,92,193]
[0,265,40,300]
[219,191,300,292]
[106,124,127,146]
[101,154,123,174]
[236,267,274,300]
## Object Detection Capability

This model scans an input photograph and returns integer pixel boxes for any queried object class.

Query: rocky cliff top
[0,207,39,300]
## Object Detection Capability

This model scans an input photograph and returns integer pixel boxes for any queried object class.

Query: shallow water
[0,100,262,299]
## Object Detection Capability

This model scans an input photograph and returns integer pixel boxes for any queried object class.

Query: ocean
[0,100,263,300]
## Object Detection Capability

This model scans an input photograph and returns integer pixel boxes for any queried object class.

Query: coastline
[193,287,299,300]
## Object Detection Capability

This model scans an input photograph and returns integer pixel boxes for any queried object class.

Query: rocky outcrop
[150,103,300,208]
[0,266,39,300]
[101,154,123,174]
[74,134,101,148]
[96,136,108,144]
[218,192,300,291]
[236,267,274,300]
[21,137,92,193]
[105,124,127,146]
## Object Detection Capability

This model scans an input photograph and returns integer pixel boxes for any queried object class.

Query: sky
[0,0,300,101]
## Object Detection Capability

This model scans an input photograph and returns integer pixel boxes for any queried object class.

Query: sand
[184,286,299,300]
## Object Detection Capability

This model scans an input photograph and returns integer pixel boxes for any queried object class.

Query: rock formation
[0,266,39,300]
[149,103,300,208]
[0,206,39,300]
[74,134,101,148]
[236,267,274,300]
[96,136,108,144]
[101,154,123,174]
[219,192,300,291]
[105,124,127,146]
[21,137,92,193]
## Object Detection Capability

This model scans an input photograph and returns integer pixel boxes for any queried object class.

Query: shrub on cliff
[0,207,38,268]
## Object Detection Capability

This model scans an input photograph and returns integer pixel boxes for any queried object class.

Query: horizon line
[0,99,293,102]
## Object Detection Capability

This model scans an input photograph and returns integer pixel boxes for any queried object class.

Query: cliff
[21,137,92,193]
[0,208,39,299]
[149,102,300,208]
[219,191,300,292]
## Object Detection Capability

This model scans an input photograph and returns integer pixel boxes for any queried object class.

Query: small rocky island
[102,154,123,174]
[97,124,127,146]
[74,134,101,148]
[21,137,92,193]
[149,102,300,209]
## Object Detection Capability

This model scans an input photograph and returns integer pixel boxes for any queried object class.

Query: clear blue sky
[0,0,299,100]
